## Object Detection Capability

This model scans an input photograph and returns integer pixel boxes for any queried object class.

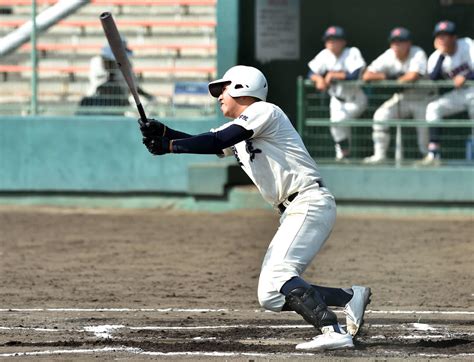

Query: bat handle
[136,103,148,126]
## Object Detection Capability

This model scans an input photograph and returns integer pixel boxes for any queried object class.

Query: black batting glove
[142,136,171,156]
[139,118,166,138]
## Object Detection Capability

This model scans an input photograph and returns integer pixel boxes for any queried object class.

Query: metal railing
[297,77,474,166]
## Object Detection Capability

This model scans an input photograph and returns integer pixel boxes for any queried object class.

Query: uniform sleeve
[367,51,388,73]
[408,48,427,75]
[211,121,237,157]
[308,51,327,75]
[345,47,366,73]
[232,102,275,139]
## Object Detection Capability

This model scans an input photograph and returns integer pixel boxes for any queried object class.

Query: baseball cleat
[363,154,386,164]
[414,152,441,167]
[296,327,354,350]
[344,286,371,337]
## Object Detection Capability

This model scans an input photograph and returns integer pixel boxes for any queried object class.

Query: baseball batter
[421,20,474,166]
[140,65,371,350]
[362,27,431,164]
[308,26,367,161]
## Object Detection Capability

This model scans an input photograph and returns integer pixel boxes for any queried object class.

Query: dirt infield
[0,205,473,359]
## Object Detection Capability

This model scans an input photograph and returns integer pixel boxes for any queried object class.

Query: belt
[278,180,325,214]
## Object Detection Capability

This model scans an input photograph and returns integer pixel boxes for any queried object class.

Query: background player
[307,26,367,162]
[139,65,371,350]
[420,20,474,166]
[362,27,431,164]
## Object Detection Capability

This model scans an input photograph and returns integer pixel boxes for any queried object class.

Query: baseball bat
[100,12,148,126]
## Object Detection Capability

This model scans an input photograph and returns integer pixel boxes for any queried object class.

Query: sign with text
[255,0,300,63]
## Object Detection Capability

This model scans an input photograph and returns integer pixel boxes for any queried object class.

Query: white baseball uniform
[366,45,431,158]
[214,101,336,312]
[426,37,474,122]
[308,47,367,158]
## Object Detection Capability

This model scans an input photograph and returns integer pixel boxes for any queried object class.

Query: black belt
[278,180,325,214]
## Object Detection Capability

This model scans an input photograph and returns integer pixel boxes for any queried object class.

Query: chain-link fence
[297,77,474,166]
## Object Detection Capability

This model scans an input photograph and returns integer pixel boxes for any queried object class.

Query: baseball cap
[433,20,456,37]
[101,39,133,61]
[388,27,411,42]
[322,26,346,41]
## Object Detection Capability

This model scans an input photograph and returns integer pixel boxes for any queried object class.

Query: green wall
[0,116,221,193]
[238,0,474,121]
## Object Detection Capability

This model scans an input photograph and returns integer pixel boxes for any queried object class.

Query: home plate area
[0,308,473,359]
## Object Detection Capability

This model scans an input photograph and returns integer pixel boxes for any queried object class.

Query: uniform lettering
[245,140,262,162]
[231,146,243,167]
[447,63,470,78]
[239,114,249,121]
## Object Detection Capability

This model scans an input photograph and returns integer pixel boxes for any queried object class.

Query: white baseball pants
[371,93,431,157]
[426,87,474,121]
[257,186,336,312]
[329,91,368,144]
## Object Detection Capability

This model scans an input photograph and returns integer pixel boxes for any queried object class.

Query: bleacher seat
[0,0,217,115]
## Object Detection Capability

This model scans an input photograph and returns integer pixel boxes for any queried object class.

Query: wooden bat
[100,12,148,126]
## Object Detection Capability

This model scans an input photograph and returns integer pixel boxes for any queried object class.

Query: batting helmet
[208,65,268,101]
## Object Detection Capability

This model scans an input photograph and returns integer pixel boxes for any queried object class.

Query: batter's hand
[139,118,166,138]
[143,136,171,155]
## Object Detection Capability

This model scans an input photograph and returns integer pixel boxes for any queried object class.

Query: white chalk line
[1,307,473,315]
[1,347,473,359]
[2,322,473,340]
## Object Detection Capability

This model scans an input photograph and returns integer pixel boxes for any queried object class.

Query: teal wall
[0,116,221,193]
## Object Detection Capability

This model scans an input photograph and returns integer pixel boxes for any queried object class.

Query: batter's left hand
[139,118,166,138]
[143,136,171,155]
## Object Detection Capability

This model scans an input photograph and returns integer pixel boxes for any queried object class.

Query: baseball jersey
[308,47,366,99]
[212,101,324,207]
[427,37,474,79]
[367,45,427,78]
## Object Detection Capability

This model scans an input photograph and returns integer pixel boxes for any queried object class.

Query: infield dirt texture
[0,205,472,360]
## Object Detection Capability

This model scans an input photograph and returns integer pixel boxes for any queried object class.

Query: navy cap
[388,27,411,42]
[433,20,456,37]
[322,26,346,41]
[101,40,133,61]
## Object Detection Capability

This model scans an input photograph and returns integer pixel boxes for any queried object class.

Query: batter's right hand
[139,118,166,138]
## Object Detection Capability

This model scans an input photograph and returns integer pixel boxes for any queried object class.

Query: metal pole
[296,76,305,135]
[30,0,38,115]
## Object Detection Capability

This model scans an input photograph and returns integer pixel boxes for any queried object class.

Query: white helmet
[208,65,268,101]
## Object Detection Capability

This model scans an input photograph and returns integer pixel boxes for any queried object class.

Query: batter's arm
[143,124,253,156]
[171,125,253,154]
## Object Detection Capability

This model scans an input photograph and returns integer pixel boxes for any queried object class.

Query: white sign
[255,0,300,63]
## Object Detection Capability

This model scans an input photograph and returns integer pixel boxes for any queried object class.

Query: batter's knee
[258,267,296,312]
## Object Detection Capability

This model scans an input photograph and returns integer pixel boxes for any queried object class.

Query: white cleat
[414,152,441,167]
[363,155,386,164]
[296,326,354,351]
[344,286,372,337]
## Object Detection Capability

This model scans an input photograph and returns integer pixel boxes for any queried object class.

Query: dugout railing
[296,77,474,166]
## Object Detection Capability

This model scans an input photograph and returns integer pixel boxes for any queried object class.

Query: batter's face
[391,40,411,60]
[325,39,346,57]
[218,85,256,119]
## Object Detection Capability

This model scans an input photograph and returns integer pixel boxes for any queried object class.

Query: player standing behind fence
[362,27,431,164]
[139,65,371,350]
[419,21,474,166]
[307,26,367,162]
